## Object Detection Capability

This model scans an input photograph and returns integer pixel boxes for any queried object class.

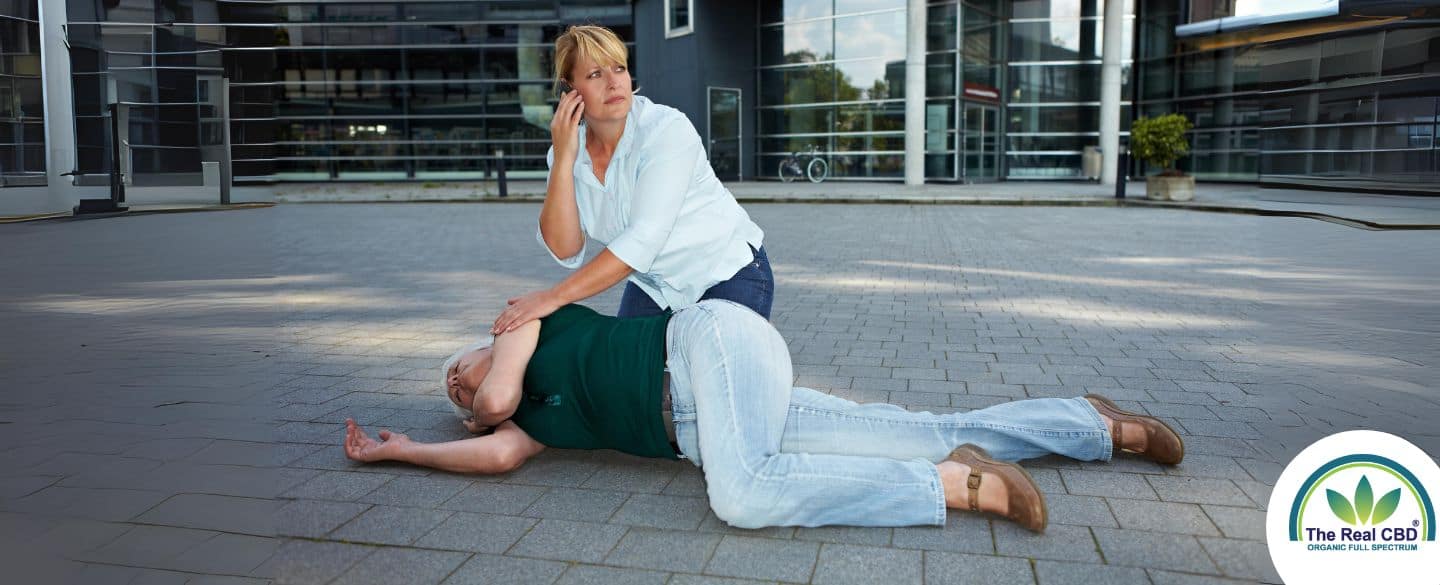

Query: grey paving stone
[332,547,469,585]
[1046,493,1118,527]
[520,487,627,522]
[168,533,279,575]
[923,551,1034,585]
[82,525,219,569]
[1109,499,1221,536]
[698,510,796,539]
[993,521,1100,562]
[1146,476,1253,506]
[1200,505,1265,540]
[4,486,171,523]
[508,519,627,563]
[891,513,993,553]
[609,493,710,530]
[276,499,371,538]
[134,493,281,536]
[357,475,471,507]
[1092,528,1217,574]
[812,543,922,585]
[441,553,568,585]
[1144,570,1254,584]
[579,456,681,494]
[441,482,548,515]
[414,511,537,553]
[704,535,819,583]
[1060,470,1159,499]
[1198,537,1282,582]
[604,527,721,573]
[668,576,774,585]
[503,454,600,487]
[329,504,453,546]
[1034,560,1151,585]
[553,565,668,585]
[793,525,893,546]
[282,470,394,501]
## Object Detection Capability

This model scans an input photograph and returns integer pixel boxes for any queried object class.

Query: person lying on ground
[343,300,1184,531]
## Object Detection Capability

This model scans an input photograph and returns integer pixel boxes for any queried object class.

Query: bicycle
[777,144,829,183]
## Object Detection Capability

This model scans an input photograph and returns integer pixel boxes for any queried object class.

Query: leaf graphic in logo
[1371,488,1402,525]
[1355,475,1374,524]
[1327,489,1357,525]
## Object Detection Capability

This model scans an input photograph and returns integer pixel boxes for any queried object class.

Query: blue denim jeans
[664,300,1112,528]
[617,245,773,319]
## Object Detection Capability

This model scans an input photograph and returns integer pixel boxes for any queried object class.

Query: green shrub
[1131,114,1193,175]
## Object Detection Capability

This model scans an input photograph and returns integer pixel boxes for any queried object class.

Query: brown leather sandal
[945,444,1047,533]
[1084,394,1185,465]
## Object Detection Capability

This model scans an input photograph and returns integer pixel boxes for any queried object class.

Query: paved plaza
[2,202,1438,584]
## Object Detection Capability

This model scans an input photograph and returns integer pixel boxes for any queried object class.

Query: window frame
[664,0,694,39]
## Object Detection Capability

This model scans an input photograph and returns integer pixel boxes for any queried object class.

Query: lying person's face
[446,347,494,413]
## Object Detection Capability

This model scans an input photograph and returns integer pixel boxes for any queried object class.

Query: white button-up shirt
[538,94,765,311]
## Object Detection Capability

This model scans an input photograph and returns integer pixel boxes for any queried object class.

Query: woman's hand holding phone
[550,89,584,166]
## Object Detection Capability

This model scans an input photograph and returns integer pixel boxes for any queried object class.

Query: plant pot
[1145,175,1195,202]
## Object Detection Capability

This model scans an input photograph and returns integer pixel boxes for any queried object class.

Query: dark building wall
[635,0,757,179]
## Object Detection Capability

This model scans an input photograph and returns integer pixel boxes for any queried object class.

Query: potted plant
[1130,113,1195,202]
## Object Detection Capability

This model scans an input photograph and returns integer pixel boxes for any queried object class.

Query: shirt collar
[578,95,643,167]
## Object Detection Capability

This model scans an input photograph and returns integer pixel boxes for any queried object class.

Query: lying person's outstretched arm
[343,418,545,474]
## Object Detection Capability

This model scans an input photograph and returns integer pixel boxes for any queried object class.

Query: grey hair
[442,336,495,420]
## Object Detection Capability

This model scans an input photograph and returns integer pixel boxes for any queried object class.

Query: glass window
[833,11,906,61]
[760,20,833,65]
[1318,34,1379,83]
[836,0,903,15]
[928,4,958,52]
[666,0,693,37]
[928,53,958,97]
[761,0,833,24]
[835,59,902,100]
[1381,28,1440,77]
[761,106,835,135]
[761,65,837,105]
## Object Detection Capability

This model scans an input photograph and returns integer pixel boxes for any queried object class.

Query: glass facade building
[258,1,632,181]
[1,0,44,185]
[3,0,1436,200]
[1137,1,1440,190]
[758,0,1131,182]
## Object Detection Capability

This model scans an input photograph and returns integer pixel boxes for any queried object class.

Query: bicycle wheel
[806,158,829,183]
[778,159,799,183]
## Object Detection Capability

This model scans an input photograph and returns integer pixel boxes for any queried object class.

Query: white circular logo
[1266,430,1440,584]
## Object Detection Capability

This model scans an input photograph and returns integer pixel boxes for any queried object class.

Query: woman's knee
[707,483,775,529]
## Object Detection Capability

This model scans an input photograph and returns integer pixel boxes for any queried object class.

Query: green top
[511,304,676,459]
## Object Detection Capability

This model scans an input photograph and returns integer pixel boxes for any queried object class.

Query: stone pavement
[1,202,1438,584]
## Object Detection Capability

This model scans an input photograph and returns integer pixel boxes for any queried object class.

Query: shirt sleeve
[537,145,586,269]
[536,221,587,269]
[605,116,700,274]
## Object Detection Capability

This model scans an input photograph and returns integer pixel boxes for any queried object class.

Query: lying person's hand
[343,418,411,463]
[491,289,562,335]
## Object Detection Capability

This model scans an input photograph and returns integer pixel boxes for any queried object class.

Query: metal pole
[1115,152,1127,199]
[219,78,232,204]
[109,102,124,205]
[495,149,507,198]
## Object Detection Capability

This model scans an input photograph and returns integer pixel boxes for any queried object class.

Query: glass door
[962,102,999,182]
[707,87,741,181]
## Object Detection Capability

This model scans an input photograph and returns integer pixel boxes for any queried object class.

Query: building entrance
[962,102,999,182]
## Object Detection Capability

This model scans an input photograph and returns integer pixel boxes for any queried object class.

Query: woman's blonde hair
[552,25,629,94]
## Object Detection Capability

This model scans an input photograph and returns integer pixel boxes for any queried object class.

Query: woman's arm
[474,319,541,424]
[491,249,633,334]
[344,419,544,474]
[539,91,587,260]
